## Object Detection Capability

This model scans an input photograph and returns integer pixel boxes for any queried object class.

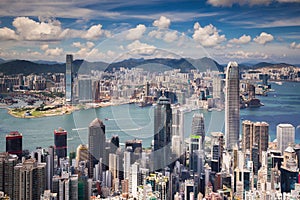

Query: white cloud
[45,47,63,56]
[39,44,63,56]
[290,42,300,49]
[13,17,63,41]
[86,41,95,49]
[148,29,178,43]
[0,27,18,40]
[127,40,156,55]
[40,44,49,51]
[72,41,95,49]
[226,50,269,59]
[163,31,178,43]
[82,24,111,40]
[228,34,251,44]
[1,17,110,42]
[72,42,82,48]
[126,24,146,40]
[253,32,274,44]
[148,30,163,39]
[153,16,171,29]
[192,22,226,47]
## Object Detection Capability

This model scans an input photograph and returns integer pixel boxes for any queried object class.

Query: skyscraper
[6,131,22,159]
[242,120,253,154]
[253,122,269,163]
[153,95,172,171]
[277,124,295,154]
[242,120,269,165]
[76,144,89,168]
[88,118,106,178]
[171,108,184,158]
[14,158,46,200]
[65,54,73,103]
[191,113,205,148]
[77,74,92,103]
[54,127,67,160]
[189,113,205,172]
[0,153,18,198]
[225,62,240,150]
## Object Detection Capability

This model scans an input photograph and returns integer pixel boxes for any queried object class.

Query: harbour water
[0,81,299,152]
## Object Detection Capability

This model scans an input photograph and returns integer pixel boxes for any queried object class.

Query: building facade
[225,62,240,150]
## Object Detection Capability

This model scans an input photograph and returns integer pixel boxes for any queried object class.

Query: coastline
[0,101,130,119]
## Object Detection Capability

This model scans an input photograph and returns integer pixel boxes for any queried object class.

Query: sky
[0,0,300,64]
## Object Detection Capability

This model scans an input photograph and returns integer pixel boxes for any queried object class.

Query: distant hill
[0,60,65,75]
[104,57,203,73]
[0,57,297,75]
[186,57,224,72]
[252,62,297,69]
[33,60,63,65]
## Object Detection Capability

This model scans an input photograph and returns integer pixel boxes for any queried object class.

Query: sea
[0,81,299,152]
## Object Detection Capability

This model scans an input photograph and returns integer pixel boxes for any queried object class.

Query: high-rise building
[242,120,269,165]
[0,153,18,198]
[6,131,22,159]
[191,113,205,149]
[88,118,106,178]
[46,146,54,191]
[189,113,205,172]
[76,144,89,168]
[77,75,93,103]
[130,162,141,198]
[225,62,240,150]
[153,95,172,171]
[109,153,119,190]
[277,124,295,154]
[65,54,73,103]
[213,75,225,101]
[280,145,298,193]
[171,108,184,158]
[253,122,269,163]
[242,120,253,154]
[13,158,46,200]
[54,127,67,160]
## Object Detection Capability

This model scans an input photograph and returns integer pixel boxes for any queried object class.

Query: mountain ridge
[0,57,298,75]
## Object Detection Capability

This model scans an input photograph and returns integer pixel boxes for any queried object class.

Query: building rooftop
[6,131,22,137]
[89,118,104,127]
[277,124,294,128]
[285,146,295,153]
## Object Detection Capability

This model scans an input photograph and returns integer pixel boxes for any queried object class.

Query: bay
[0,81,299,152]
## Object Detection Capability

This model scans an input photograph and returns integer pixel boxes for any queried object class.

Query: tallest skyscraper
[225,62,240,150]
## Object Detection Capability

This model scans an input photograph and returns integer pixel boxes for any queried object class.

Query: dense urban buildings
[1,58,300,199]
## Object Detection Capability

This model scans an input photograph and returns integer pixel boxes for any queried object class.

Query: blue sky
[0,0,299,64]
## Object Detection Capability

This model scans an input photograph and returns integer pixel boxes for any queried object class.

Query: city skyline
[0,1,299,64]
